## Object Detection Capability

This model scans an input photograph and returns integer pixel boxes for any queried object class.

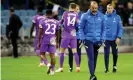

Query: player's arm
[56,22,61,48]
[38,24,43,48]
[59,12,65,24]
[30,17,36,38]
[56,30,60,48]
[30,23,35,38]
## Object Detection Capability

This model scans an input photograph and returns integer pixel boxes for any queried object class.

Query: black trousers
[104,40,118,69]
[68,39,82,69]
[11,34,18,58]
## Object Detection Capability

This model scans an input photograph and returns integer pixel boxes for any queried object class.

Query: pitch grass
[1,53,133,80]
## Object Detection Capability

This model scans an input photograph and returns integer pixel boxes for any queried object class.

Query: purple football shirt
[39,18,59,45]
[32,14,46,50]
[61,11,79,38]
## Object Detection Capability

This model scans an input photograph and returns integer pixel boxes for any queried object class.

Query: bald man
[79,1,106,80]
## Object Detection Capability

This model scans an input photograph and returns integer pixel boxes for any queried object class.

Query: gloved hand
[95,40,105,47]
[101,40,105,47]
[79,40,88,48]
[79,40,85,48]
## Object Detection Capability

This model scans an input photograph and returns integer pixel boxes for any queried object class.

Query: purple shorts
[35,49,40,56]
[40,43,56,53]
[60,37,77,48]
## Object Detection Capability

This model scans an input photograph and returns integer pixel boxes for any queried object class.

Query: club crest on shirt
[71,29,76,36]
[113,18,116,22]
[88,16,91,18]
[97,17,101,21]
[50,37,56,45]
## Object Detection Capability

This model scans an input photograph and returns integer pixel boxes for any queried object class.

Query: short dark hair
[37,5,43,12]
[46,9,52,15]
[10,7,15,12]
[107,4,113,6]
[107,3,114,8]
[69,3,77,9]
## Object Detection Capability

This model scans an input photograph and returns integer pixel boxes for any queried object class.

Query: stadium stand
[1,0,133,56]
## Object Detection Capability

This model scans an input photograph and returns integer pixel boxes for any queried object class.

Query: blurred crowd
[98,0,133,26]
[1,0,133,57]
[1,0,133,26]
[73,0,133,26]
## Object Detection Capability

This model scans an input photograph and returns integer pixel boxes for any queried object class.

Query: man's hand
[56,43,59,48]
[37,43,41,49]
[115,38,121,45]
[101,40,105,47]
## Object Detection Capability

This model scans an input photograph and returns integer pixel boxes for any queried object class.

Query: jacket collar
[87,9,99,16]
[106,9,116,16]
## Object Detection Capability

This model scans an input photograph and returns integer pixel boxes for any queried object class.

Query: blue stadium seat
[27,22,32,28]
[58,15,62,20]
[20,16,25,23]
[23,23,28,29]
[1,23,6,35]
[1,11,5,16]
[1,16,9,25]
[24,16,30,22]
[27,10,36,16]
[25,23,32,28]
[20,16,31,25]
[1,17,4,23]
[28,16,33,21]
[20,10,27,16]
[15,10,21,16]
[21,23,31,37]
[3,10,9,16]
[27,16,32,24]
[43,10,46,14]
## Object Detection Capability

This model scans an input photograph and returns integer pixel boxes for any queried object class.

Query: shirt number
[67,16,76,26]
[45,24,56,34]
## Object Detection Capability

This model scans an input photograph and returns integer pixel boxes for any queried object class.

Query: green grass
[1,53,133,80]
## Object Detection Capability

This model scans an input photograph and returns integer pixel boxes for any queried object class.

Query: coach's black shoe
[104,69,109,73]
[69,68,73,72]
[90,75,97,80]
[113,66,117,73]
[47,65,52,74]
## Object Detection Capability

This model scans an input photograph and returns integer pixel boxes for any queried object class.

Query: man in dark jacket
[8,7,22,58]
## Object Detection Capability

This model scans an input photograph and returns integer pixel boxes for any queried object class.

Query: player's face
[73,8,77,12]
[10,12,13,16]
[90,5,98,15]
[107,6,114,14]
[76,6,80,13]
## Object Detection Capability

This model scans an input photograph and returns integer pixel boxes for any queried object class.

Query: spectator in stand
[111,0,125,24]
[99,0,110,14]
[124,1,133,26]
